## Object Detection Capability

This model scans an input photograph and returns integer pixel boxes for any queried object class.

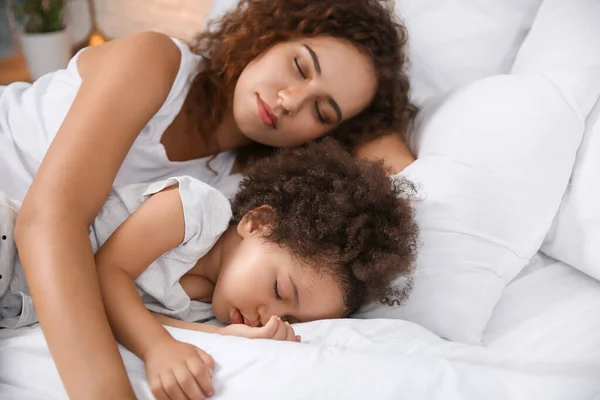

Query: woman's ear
[237,205,274,238]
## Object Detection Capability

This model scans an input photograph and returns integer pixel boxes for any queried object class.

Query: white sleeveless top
[0,37,243,203]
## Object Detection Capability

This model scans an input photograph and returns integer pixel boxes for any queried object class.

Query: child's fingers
[173,364,206,400]
[149,375,169,400]
[160,371,188,400]
[295,335,302,342]
[284,321,296,342]
[188,352,215,398]
[271,318,289,341]
[195,348,215,373]
[258,315,279,339]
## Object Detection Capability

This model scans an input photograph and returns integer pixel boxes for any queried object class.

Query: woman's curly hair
[230,139,419,315]
[189,0,417,157]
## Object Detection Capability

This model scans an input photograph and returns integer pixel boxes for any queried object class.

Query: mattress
[1,252,599,400]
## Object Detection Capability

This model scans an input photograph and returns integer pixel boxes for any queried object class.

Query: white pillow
[356,0,600,344]
[392,0,543,104]
[510,0,600,113]
[206,0,543,105]
[535,0,600,282]
[355,72,586,344]
[542,102,600,281]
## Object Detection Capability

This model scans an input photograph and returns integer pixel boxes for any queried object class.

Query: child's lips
[242,315,256,327]
[231,308,258,326]
[230,308,244,325]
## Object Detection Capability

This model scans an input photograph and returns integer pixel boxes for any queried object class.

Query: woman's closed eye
[294,57,307,79]
[315,101,329,124]
[294,56,331,125]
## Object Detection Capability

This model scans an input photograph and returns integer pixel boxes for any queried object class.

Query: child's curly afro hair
[231,139,418,315]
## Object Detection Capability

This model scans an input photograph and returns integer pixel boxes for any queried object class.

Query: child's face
[211,218,345,327]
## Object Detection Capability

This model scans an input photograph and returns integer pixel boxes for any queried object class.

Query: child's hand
[219,315,301,342]
[144,338,215,400]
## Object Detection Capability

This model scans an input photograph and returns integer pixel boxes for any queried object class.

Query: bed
[1,254,599,399]
[1,0,600,398]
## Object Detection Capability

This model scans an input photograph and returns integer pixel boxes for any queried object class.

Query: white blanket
[1,253,599,399]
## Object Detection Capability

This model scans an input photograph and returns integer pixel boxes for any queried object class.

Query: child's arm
[154,313,300,342]
[95,186,215,399]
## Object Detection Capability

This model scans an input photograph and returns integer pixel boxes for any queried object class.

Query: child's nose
[259,304,287,326]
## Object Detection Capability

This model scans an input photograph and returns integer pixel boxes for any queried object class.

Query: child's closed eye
[273,280,282,300]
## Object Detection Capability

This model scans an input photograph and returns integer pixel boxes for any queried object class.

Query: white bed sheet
[1,252,599,400]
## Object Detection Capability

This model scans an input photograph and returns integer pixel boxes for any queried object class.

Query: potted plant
[13,0,71,81]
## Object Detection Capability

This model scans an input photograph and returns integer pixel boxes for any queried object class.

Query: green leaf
[14,0,67,33]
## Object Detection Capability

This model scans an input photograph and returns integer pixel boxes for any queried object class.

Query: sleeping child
[0,139,418,399]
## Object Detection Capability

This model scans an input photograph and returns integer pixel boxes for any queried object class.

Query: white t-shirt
[0,37,243,202]
[0,176,231,328]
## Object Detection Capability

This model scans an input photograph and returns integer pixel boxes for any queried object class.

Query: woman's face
[232,36,377,147]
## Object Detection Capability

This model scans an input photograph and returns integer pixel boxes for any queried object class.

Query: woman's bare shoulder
[16,33,185,221]
[77,31,182,86]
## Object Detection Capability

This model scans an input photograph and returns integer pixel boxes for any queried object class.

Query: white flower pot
[19,29,71,81]
[66,0,92,46]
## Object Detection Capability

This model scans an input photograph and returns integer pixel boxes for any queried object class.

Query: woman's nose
[278,83,312,115]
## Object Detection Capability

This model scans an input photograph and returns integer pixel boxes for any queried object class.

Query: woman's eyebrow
[303,44,343,122]
[303,44,321,74]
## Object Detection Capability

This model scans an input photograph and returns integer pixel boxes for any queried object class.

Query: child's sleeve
[140,176,233,248]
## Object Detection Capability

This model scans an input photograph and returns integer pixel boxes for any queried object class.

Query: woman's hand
[219,316,301,342]
[144,337,216,400]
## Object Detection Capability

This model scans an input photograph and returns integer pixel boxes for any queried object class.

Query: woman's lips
[257,95,278,128]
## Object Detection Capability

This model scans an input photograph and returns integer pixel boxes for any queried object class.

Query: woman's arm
[14,31,182,399]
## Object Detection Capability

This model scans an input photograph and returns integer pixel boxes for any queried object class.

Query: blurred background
[0,0,213,84]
